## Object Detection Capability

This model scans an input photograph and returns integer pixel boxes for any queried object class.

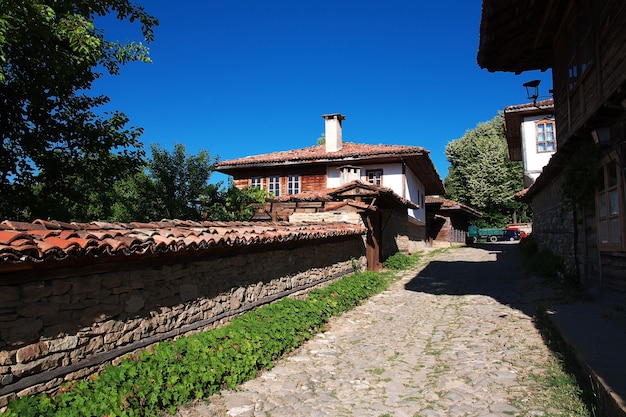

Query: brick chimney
[322,113,346,152]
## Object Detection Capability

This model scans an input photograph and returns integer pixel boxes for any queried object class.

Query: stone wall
[290,209,427,258]
[530,171,578,275]
[0,238,365,406]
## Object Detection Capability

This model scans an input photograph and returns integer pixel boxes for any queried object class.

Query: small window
[288,174,300,195]
[536,120,556,153]
[597,160,624,250]
[250,177,262,189]
[268,176,280,197]
[366,170,382,186]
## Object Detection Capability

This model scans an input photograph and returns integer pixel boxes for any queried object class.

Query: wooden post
[365,212,382,272]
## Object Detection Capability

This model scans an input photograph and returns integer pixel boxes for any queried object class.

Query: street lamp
[522,80,541,104]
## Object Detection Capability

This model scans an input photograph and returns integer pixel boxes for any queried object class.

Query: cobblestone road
[172,244,569,417]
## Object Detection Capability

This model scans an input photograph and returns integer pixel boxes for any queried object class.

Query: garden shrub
[382,252,419,270]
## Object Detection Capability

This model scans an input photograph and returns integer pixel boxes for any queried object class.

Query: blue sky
[93,0,552,186]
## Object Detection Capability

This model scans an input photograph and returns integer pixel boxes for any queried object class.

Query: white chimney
[339,165,361,185]
[322,113,346,152]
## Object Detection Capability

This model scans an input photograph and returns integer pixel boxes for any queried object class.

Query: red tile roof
[504,99,554,113]
[215,142,428,168]
[273,181,419,209]
[0,219,365,268]
[425,196,482,218]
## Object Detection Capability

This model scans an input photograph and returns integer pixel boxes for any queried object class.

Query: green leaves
[444,113,530,227]
[0,0,158,221]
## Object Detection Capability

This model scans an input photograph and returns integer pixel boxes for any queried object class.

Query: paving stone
[171,246,581,417]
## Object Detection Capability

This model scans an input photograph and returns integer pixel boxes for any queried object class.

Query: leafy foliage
[201,181,270,221]
[110,143,218,222]
[2,271,387,417]
[444,113,530,227]
[0,0,158,221]
[382,252,420,270]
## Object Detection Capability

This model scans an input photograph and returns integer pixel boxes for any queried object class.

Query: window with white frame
[366,169,382,186]
[250,177,262,189]
[288,174,300,195]
[537,120,556,152]
[268,176,280,197]
[597,159,624,251]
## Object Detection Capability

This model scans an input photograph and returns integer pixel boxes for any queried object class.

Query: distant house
[425,196,482,247]
[478,0,626,305]
[215,113,446,262]
[504,99,556,188]
[250,180,421,271]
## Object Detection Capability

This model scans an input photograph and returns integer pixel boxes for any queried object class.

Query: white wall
[521,115,556,185]
[326,162,426,223]
[404,167,426,223]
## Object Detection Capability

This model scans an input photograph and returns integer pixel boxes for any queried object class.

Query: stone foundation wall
[0,238,365,405]
[530,171,578,276]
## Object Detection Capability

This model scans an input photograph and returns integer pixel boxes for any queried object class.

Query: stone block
[83,335,104,354]
[0,311,18,322]
[124,294,144,314]
[80,304,124,325]
[17,301,59,318]
[21,282,52,300]
[0,286,20,304]
[51,280,72,296]
[49,294,72,305]
[101,274,123,289]
[46,335,79,353]
[1,373,13,386]
[180,284,198,302]
[103,331,123,345]
[72,277,101,294]
[16,342,49,363]
[12,352,63,377]
[8,318,43,346]
[0,351,13,366]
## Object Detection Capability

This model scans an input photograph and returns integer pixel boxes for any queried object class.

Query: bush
[2,271,388,417]
[382,252,419,270]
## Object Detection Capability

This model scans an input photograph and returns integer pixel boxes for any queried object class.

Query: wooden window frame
[250,177,262,189]
[287,174,300,195]
[536,119,556,153]
[366,169,383,186]
[268,175,280,197]
[597,156,625,252]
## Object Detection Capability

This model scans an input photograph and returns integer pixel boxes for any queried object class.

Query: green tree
[444,113,530,226]
[202,181,269,221]
[111,143,218,222]
[0,0,158,221]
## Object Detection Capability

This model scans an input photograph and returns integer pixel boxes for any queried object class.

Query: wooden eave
[477,0,561,73]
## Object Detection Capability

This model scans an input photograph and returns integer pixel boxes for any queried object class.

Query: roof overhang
[477,0,561,73]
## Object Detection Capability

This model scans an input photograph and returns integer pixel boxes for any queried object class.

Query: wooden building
[478,0,626,305]
[215,114,445,255]
[425,196,482,247]
[249,181,421,271]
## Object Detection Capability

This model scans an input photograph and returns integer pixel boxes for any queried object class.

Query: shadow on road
[404,243,557,316]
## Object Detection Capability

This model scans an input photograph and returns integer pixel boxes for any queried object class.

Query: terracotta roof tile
[215,142,427,169]
[425,196,482,218]
[504,99,554,112]
[0,219,365,269]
